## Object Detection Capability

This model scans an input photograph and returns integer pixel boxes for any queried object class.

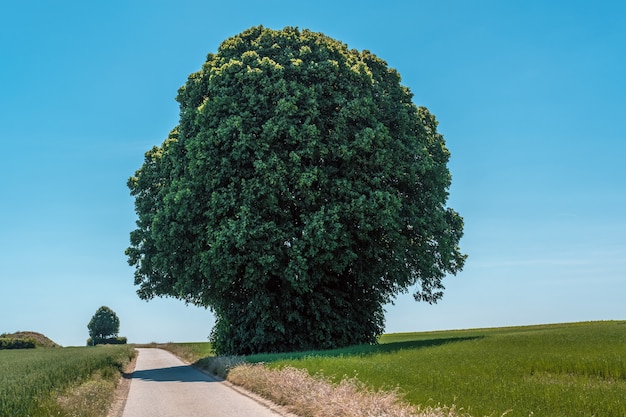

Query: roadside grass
[227,363,470,417]
[167,321,626,417]
[0,345,135,417]
[244,321,626,417]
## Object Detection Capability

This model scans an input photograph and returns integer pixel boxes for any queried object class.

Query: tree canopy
[87,306,120,342]
[126,26,466,354]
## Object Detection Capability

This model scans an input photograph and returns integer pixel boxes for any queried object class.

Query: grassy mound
[1,331,60,347]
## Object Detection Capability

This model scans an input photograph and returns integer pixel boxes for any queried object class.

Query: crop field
[241,321,626,416]
[0,345,135,417]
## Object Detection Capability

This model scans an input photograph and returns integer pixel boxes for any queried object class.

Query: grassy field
[239,321,626,416]
[0,345,135,417]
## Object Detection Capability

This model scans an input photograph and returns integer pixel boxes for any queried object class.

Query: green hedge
[87,336,128,346]
[0,338,36,349]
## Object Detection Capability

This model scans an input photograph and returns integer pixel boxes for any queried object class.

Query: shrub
[87,336,127,346]
[0,337,36,349]
[0,331,59,347]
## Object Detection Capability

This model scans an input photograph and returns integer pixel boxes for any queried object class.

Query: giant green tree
[126,26,466,354]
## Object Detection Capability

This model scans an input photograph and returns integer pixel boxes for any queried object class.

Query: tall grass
[228,363,466,417]
[245,321,626,417]
[0,345,135,417]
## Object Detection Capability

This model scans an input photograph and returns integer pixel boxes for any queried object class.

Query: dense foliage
[87,306,120,344]
[86,336,127,346]
[127,26,465,354]
[0,338,36,350]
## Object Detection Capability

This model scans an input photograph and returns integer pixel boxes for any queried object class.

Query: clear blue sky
[1,1,624,347]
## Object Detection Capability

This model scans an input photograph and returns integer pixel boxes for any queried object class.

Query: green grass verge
[0,345,135,417]
[241,321,626,417]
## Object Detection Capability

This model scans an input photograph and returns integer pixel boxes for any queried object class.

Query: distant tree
[126,26,466,354]
[87,306,120,344]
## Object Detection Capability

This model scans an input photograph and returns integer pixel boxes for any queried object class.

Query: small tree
[87,306,120,344]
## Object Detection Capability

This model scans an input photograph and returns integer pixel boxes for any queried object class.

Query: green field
[8,322,622,417]
[239,321,626,416]
[0,345,135,417]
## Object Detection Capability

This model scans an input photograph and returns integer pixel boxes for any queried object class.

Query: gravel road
[120,348,282,417]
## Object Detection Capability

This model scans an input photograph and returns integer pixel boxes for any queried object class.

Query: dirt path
[119,348,283,417]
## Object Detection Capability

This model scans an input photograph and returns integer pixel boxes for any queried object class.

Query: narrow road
[121,348,282,417]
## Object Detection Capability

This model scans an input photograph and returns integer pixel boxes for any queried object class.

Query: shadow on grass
[245,336,483,363]
[373,336,483,353]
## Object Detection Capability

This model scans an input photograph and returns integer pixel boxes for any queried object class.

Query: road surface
[120,348,283,417]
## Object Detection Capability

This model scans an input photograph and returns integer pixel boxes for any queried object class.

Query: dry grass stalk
[227,363,469,417]
[57,377,116,417]
[196,355,247,377]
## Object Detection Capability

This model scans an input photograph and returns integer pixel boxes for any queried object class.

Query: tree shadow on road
[130,365,221,383]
